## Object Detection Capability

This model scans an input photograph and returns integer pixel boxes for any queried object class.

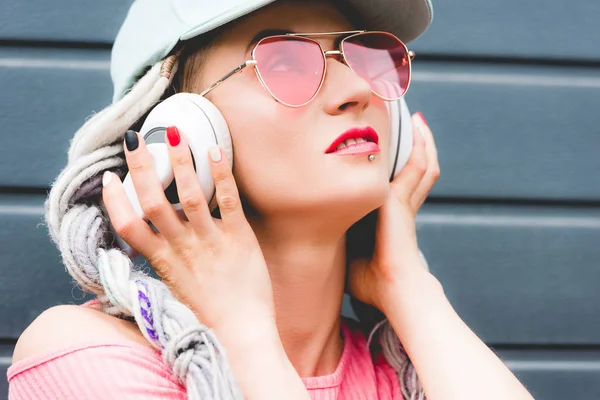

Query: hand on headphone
[347,112,440,313]
[101,128,277,346]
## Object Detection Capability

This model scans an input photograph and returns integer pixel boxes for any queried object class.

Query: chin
[256,177,388,223]
[244,162,390,222]
[343,178,390,211]
[315,171,390,222]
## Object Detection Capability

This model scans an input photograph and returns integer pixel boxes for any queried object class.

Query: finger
[208,146,248,233]
[123,130,186,240]
[411,113,441,210]
[390,116,428,203]
[101,171,165,258]
[165,126,216,236]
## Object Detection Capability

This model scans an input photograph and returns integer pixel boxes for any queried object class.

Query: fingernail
[166,126,180,147]
[416,112,428,126]
[209,146,222,162]
[125,130,139,152]
[102,171,113,187]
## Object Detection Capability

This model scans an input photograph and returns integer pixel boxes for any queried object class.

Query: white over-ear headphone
[122,92,414,224]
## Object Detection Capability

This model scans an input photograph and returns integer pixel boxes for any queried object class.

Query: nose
[321,57,372,115]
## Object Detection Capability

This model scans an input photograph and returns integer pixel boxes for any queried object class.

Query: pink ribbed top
[7,316,402,400]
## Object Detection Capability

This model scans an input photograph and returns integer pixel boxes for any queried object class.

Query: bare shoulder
[13,304,151,364]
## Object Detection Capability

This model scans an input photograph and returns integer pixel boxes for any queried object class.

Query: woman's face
[192,0,392,222]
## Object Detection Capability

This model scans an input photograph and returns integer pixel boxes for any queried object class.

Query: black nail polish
[125,130,139,152]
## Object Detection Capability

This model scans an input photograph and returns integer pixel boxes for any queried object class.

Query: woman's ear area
[176,18,252,96]
[176,43,210,94]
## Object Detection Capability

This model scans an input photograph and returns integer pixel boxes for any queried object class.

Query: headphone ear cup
[125,93,232,222]
[387,96,413,181]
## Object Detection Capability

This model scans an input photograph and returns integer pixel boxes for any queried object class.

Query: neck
[249,215,348,377]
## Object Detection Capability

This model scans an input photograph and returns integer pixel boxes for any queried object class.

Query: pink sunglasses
[200,30,415,107]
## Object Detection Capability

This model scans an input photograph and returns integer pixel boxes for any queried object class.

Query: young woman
[8,0,535,399]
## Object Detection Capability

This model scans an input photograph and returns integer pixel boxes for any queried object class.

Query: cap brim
[180,0,278,41]
[181,0,432,44]
[349,0,433,43]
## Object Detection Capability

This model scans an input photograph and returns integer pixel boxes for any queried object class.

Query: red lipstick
[325,127,380,155]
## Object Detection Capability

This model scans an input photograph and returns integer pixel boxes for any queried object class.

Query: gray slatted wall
[1,1,599,399]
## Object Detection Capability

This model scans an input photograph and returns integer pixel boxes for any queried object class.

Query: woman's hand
[103,129,309,400]
[101,128,275,342]
[348,113,440,312]
[348,116,534,400]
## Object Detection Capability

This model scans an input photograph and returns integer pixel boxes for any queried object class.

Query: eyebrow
[246,29,291,53]
[245,29,348,54]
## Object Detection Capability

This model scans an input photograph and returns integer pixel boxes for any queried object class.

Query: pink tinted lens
[342,32,410,100]
[253,37,325,106]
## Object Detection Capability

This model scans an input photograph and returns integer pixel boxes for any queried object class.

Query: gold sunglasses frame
[199,30,415,108]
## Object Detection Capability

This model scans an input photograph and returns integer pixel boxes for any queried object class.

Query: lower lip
[328,142,381,156]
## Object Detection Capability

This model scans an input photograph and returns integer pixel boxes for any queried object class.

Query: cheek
[216,94,304,206]
[372,100,393,155]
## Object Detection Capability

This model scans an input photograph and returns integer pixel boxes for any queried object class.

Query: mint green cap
[111,0,433,102]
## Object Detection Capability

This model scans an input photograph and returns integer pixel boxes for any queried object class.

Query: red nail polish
[416,112,428,126]
[166,126,180,147]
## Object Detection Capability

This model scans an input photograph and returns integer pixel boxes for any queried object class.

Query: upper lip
[325,127,380,154]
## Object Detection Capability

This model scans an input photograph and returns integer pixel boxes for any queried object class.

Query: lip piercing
[368,154,376,161]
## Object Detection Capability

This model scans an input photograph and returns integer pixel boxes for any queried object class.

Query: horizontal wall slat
[1,344,13,398]
[1,50,599,201]
[0,1,132,44]
[2,194,599,344]
[2,0,600,63]
[0,48,112,189]
[498,349,600,400]
[1,364,6,399]
[411,0,600,61]
[419,203,600,344]
[408,61,600,201]
[0,194,85,339]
